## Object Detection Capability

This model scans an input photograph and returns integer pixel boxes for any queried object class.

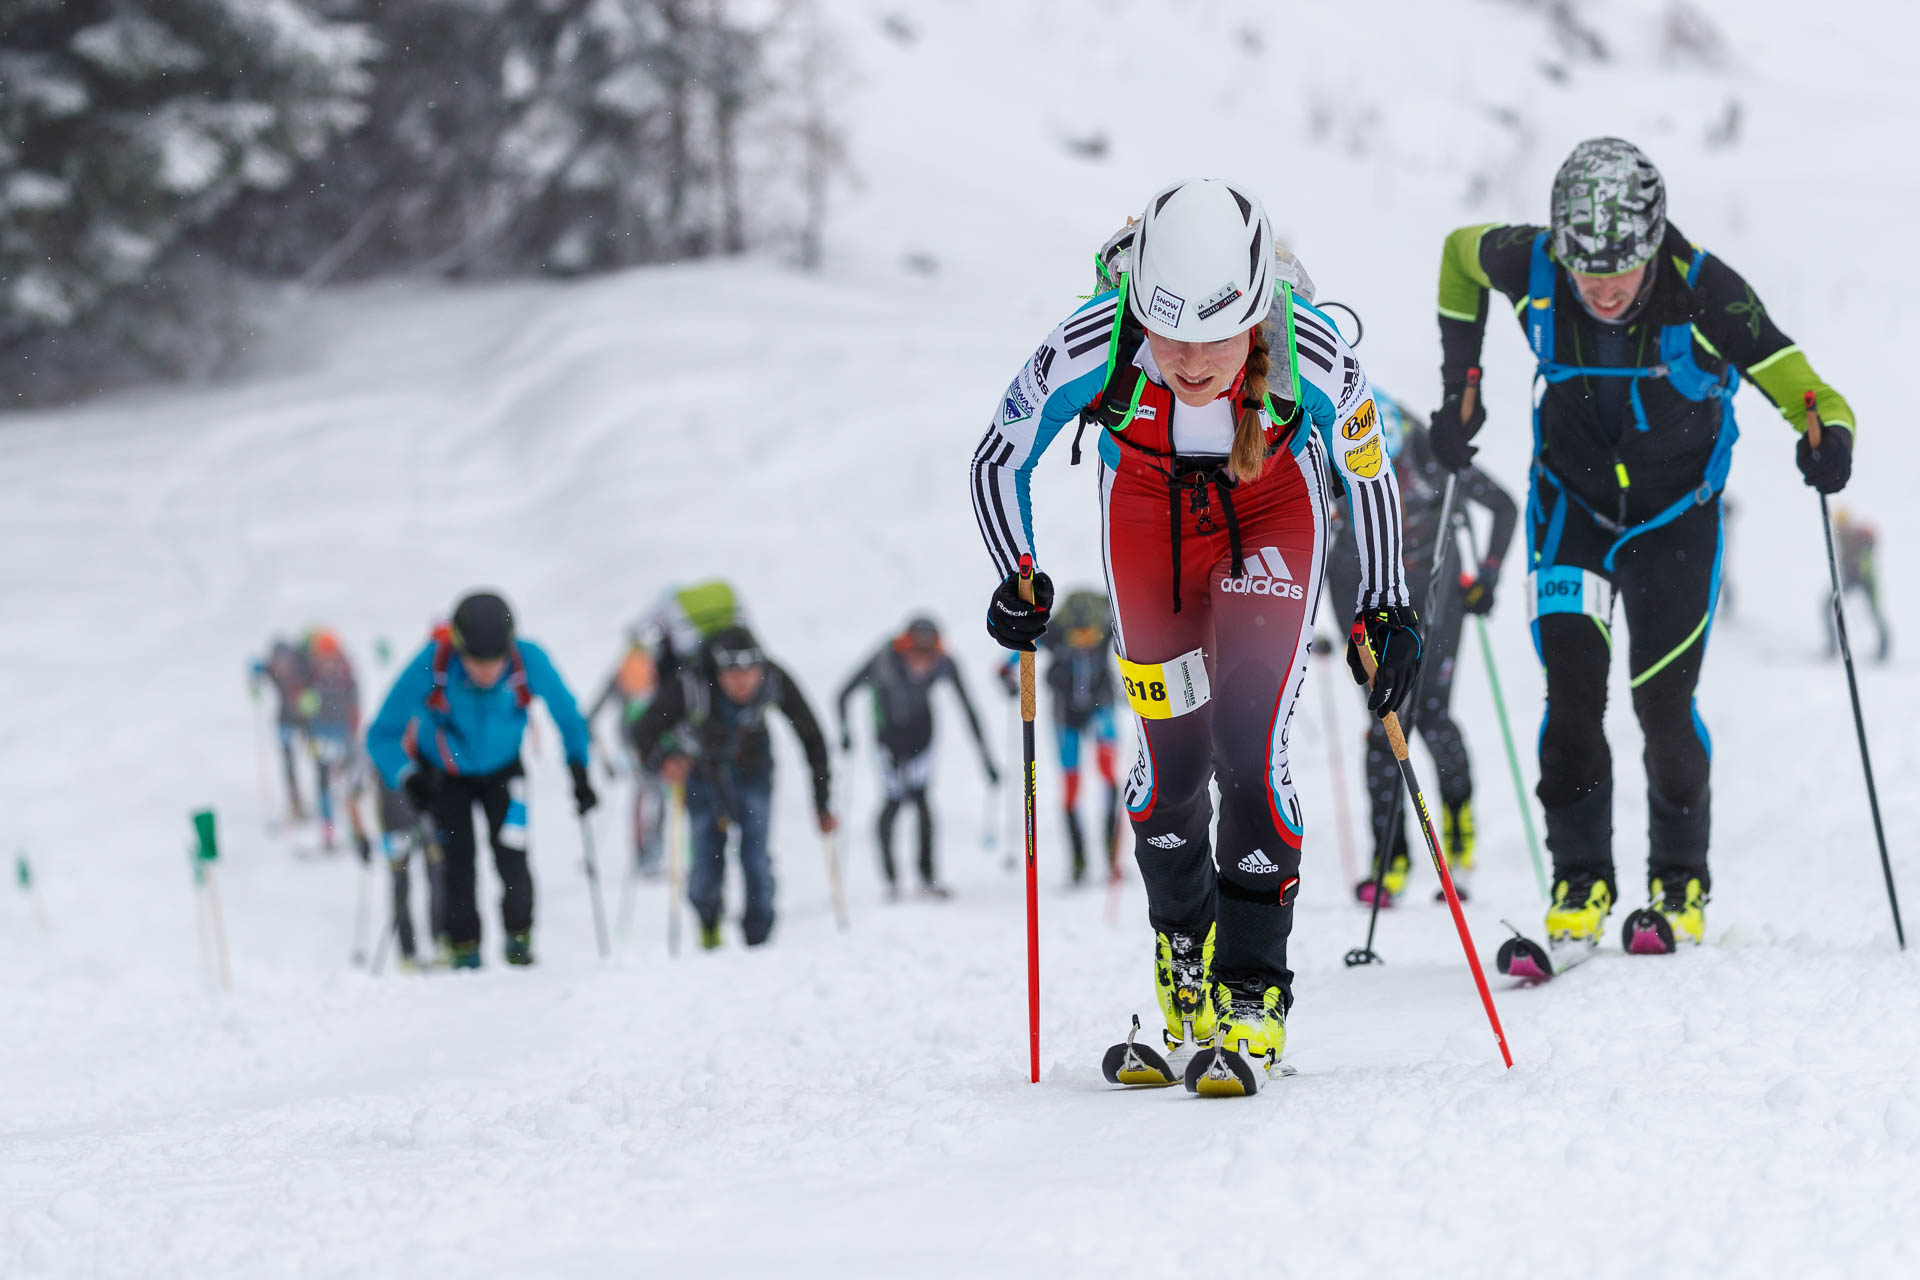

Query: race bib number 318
[1118,647,1211,720]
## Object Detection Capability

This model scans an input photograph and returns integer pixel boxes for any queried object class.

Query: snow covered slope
[4,1,1919,1275]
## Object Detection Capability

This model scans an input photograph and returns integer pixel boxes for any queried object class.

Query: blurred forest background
[0,0,842,405]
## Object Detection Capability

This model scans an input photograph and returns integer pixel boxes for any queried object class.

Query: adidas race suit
[971,290,1408,992]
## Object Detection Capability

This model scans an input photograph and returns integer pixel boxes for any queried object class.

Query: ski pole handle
[1461,366,1481,424]
[1803,389,1823,452]
[1017,555,1038,725]
[1351,640,1413,762]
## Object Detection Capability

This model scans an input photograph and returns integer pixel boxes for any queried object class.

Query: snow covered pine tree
[0,0,376,398]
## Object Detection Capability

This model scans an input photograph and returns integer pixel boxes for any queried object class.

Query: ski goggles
[711,646,764,671]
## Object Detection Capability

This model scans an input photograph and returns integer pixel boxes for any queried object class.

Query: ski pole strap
[1117,648,1210,719]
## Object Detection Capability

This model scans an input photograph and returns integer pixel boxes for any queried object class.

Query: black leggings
[1530,486,1721,891]
[878,792,934,886]
[427,761,532,946]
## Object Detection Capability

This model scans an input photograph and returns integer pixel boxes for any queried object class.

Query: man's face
[464,656,508,689]
[1570,261,1649,322]
[718,665,765,704]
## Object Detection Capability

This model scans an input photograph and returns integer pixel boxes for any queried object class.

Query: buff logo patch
[1342,397,1378,440]
[1344,436,1383,478]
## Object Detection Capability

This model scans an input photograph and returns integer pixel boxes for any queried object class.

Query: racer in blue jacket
[366,590,596,968]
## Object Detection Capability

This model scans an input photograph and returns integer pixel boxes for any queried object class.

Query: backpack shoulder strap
[506,643,533,710]
[426,626,454,714]
[1526,231,1556,363]
[1072,283,1147,464]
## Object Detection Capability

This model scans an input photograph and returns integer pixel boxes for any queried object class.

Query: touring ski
[1495,926,1597,982]
[1101,1014,1178,1088]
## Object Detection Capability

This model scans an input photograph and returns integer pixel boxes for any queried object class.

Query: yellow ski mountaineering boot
[1210,978,1288,1069]
[1355,832,1410,907]
[1443,800,1476,875]
[1154,925,1217,1051]
[1544,874,1614,950]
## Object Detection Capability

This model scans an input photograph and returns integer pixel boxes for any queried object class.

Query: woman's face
[1145,329,1251,407]
[1570,261,1649,322]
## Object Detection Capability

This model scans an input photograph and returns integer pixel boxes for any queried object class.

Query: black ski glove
[1796,422,1852,494]
[1347,604,1423,719]
[1428,383,1487,473]
[986,568,1055,652]
[1461,559,1501,616]
[996,661,1020,698]
[402,761,444,813]
[569,759,599,816]
[353,831,373,864]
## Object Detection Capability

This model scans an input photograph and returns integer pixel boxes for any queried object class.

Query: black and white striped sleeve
[969,293,1119,580]
[1295,304,1411,613]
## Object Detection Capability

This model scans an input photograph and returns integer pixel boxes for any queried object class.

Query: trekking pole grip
[1017,556,1038,724]
[1352,641,1412,761]
[1803,389,1823,451]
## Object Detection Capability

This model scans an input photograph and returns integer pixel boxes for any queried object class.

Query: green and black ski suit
[1437,219,1853,891]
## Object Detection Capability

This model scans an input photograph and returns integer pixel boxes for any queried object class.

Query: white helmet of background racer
[1127,178,1276,343]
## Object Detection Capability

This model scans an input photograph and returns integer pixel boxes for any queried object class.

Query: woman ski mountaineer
[971,179,1419,1079]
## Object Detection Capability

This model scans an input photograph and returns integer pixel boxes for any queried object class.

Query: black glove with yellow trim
[1347,604,1423,719]
[1428,384,1486,473]
[1796,422,1852,494]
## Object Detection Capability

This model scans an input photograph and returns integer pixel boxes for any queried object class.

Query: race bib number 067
[1117,647,1211,720]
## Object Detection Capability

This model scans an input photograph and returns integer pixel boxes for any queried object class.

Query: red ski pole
[1356,642,1514,1068]
[1018,555,1043,1082]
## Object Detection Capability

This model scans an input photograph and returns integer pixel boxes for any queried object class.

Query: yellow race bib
[1118,647,1211,720]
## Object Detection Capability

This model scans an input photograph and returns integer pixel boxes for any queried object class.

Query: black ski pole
[1345,373,1474,967]
[1805,393,1904,948]
[580,813,612,959]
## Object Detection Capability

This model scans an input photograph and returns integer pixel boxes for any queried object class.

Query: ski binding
[1101,1014,1178,1088]
[1182,1038,1293,1096]
[1495,921,1597,982]
[1621,908,1678,955]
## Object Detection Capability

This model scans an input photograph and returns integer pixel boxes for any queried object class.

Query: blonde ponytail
[1229,324,1272,484]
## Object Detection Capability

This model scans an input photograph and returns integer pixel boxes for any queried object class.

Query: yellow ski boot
[1624,876,1706,954]
[1542,874,1614,969]
[1154,925,1217,1052]
[1443,800,1477,875]
[1185,979,1290,1096]
[1356,836,1411,907]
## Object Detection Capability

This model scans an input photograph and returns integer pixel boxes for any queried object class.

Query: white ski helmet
[1127,179,1276,342]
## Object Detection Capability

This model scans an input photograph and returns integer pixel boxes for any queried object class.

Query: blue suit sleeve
[521,641,593,767]
[367,644,436,788]
[969,292,1119,579]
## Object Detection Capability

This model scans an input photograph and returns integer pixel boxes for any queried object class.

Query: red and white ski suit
[971,290,1408,987]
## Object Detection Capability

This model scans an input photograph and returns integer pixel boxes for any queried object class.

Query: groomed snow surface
[6,2,1920,1275]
